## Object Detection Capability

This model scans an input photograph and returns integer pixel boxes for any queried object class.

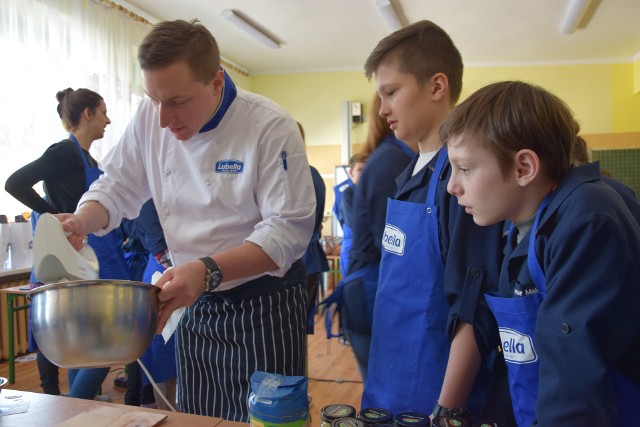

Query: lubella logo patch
[215,160,244,174]
[382,224,405,256]
[499,327,538,364]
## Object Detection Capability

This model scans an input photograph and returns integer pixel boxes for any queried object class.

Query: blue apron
[140,253,176,385]
[339,224,352,278]
[339,185,354,278]
[69,135,131,280]
[362,148,449,414]
[485,195,640,426]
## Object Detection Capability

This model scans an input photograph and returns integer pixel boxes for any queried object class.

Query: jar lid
[432,415,468,427]
[471,422,499,427]
[321,404,357,421]
[394,411,431,427]
[332,417,366,427]
[358,408,394,424]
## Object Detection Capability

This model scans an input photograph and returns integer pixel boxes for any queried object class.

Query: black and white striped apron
[175,260,308,422]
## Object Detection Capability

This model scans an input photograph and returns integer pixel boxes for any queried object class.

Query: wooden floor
[0,315,363,426]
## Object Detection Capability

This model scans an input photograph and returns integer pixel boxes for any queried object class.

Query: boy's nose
[447,175,460,196]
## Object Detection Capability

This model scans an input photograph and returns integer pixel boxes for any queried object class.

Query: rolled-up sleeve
[245,117,316,276]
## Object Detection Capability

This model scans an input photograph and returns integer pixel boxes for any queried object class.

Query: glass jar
[321,404,357,427]
[394,411,431,427]
[358,408,394,426]
[332,417,366,427]
[432,415,468,427]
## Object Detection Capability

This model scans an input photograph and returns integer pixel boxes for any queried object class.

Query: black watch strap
[199,256,223,292]
[432,401,471,419]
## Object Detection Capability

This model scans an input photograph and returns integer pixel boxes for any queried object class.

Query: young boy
[443,80,640,425]
[361,21,511,424]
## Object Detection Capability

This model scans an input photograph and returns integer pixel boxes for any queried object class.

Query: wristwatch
[432,401,471,420]
[199,256,223,292]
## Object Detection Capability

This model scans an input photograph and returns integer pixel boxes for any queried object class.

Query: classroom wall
[249,61,640,232]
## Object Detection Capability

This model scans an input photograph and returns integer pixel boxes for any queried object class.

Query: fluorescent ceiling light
[221,9,281,49]
[374,0,403,32]
[559,0,591,35]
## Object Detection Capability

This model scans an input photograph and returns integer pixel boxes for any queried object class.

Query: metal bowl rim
[28,279,160,298]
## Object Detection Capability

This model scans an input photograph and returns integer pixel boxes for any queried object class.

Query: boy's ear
[514,149,541,186]
[430,73,448,101]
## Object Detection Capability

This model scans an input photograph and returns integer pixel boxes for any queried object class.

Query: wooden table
[0,284,31,384]
[0,389,230,426]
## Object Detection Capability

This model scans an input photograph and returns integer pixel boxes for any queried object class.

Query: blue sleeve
[310,166,326,234]
[349,144,412,270]
[135,199,167,255]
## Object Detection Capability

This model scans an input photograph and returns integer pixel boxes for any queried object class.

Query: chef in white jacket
[57,19,315,422]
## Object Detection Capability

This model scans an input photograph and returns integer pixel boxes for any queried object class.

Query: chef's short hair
[138,19,220,84]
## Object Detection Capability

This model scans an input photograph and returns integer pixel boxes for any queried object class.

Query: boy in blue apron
[334,153,367,278]
[360,21,512,424]
[443,80,640,426]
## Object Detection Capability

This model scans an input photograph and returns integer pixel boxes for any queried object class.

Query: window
[0,0,148,216]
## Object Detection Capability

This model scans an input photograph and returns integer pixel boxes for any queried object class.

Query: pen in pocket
[281,150,288,171]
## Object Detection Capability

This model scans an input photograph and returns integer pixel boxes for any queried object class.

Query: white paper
[161,307,185,344]
[152,270,186,344]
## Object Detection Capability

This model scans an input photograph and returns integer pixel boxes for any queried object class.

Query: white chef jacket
[80,78,316,290]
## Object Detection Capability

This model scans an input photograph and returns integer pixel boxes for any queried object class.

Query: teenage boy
[444,80,640,426]
[361,20,511,423]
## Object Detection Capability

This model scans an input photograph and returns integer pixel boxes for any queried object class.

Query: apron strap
[426,147,448,205]
[68,134,92,169]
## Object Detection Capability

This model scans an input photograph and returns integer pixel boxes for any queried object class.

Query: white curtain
[0,0,149,217]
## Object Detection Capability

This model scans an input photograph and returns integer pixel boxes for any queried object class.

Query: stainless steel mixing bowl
[29,280,160,368]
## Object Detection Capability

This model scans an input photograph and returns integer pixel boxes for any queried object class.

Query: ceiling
[122,0,640,75]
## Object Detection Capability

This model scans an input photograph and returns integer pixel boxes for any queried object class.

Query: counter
[0,389,229,426]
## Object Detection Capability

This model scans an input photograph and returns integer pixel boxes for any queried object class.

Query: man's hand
[55,201,110,250]
[154,260,207,333]
[54,213,89,250]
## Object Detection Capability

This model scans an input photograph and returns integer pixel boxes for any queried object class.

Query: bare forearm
[437,321,481,408]
[210,241,278,283]
[74,201,110,234]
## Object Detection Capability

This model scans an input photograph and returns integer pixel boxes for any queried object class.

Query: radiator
[0,277,31,360]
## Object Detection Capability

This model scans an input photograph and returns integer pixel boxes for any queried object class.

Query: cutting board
[56,406,167,426]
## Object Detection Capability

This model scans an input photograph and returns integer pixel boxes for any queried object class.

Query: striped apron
[176,260,307,422]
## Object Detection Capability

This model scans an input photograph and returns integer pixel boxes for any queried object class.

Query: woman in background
[5,88,131,400]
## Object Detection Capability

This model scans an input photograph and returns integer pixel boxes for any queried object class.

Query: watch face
[207,269,223,291]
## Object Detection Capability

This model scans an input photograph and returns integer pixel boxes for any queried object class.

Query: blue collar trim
[199,71,237,133]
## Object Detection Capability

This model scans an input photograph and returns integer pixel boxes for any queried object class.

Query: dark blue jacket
[500,162,640,424]
[339,185,355,230]
[348,136,413,274]
[302,166,329,275]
